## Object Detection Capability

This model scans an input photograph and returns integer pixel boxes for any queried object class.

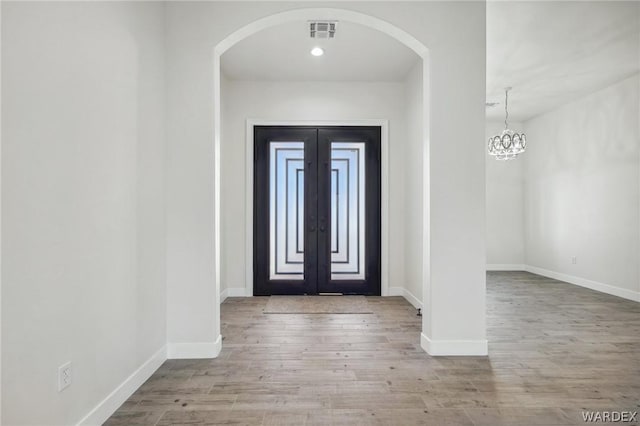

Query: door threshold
[318,292,343,296]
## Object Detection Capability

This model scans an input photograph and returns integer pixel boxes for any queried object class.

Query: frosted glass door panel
[270,142,304,280]
[330,142,365,280]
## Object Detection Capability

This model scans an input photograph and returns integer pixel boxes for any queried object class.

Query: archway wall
[165,1,487,357]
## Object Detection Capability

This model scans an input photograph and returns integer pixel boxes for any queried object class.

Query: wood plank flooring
[107,272,640,425]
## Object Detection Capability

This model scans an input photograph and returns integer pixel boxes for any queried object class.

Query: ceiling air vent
[309,21,337,39]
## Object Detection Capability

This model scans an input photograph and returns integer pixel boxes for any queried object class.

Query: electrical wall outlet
[58,362,72,392]
[571,256,577,265]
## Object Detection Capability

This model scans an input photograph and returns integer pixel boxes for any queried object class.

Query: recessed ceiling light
[310,47,324,57]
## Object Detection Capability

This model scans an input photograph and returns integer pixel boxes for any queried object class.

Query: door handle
[319,217,326,232]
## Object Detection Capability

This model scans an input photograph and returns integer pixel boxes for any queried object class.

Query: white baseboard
[524,265,640,303]
[388,286,423,309]
[221,287,248,303]
[401,288,423,309]
[486,264,525,271]
[77,345,166,426]
[421,333,488,356]
[167,335,222,359]
[227,288,247,297]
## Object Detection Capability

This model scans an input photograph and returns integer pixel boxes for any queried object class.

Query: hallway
[107,272,640,425]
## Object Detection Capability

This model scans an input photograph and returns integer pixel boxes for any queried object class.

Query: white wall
[166,2,486,355]
[402,62,423,304]
[220,78,408,296]
[1,2,166,424]
[524,74,640,299]
[485,120,525,268]
[0,2,4,422]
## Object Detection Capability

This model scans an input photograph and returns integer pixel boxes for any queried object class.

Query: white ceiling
[221,2,640,121]
[487,1,640,122]
[221,20,419,82]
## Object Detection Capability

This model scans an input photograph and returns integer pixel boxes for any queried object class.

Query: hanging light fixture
[488,87,526,160]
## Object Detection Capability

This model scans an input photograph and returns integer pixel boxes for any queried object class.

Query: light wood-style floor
[107,272,640,425]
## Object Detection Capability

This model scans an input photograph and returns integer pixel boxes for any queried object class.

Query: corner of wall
[388,286,423,309]
[167,335,222,360]
[420,333,488,356]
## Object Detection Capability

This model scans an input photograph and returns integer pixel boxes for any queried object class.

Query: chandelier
[488,87,526,160]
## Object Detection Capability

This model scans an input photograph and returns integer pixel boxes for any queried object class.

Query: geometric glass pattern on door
[269,142,304,280]
[330,142,365,280]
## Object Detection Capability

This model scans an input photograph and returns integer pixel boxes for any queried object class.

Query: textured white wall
[166,1,486,352]
[1,2,166,424]
[402,62,423,303]
[524,74,640,297]
[220,78,408,295]
[485,120,525,267]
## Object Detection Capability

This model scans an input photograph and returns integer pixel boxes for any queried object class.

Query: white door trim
[243,119,390,297]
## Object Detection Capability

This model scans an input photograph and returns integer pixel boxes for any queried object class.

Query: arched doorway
[211,8,430,356]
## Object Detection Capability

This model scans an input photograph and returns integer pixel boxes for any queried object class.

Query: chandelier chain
[504,88,509,130]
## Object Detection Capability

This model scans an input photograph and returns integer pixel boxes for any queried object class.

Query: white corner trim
[420,333,488,356]
[76,345,166,426]
[220,288,229,303]
[486,264,525,271]
[524,265,640,303]
[388,286,423,309]
[167,335,222,360]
